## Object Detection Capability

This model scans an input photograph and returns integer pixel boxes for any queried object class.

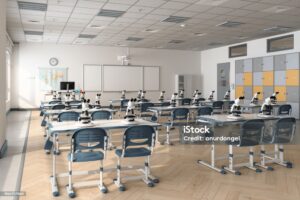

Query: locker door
[235,60,244,73]
[253,57,263,72]
[286,53,299,69]
[286,87,299,102]
[274,54,286,71]
[244,86,252,100]
[263,56,274,71]
[235,73,244,85]
[274,86,286,102]
[235,86,244,98]
[274,71,286,86]
[244,72,252,86]
[263,86,274,99]
[286,69,299,86]
[253,72,263,86]
[253,86,263,100]
[244,59,252,72]
[263,71,274,86]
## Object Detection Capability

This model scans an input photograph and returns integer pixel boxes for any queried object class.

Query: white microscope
[270,92,279,104]
[260,97,273,115]
[250,92,261,105]
[80,91,85,100]
[158,91,165,102]
[208,91,215,101]
[223,90,231,100]
[80,99,91,123]
[121,90,126,99]
[71,91,76,100]
[95,93,101,109]
[81,98,90,111]
[170,93,178,107]
[141,90,146,100]
[178,89,184,98]
[192,90,199,98]
[51,90,57,100]
[137,90,142,100]
[125,98,137,122]
[228,96,244,118]
[192,92,202,106]
[57,92,62,100]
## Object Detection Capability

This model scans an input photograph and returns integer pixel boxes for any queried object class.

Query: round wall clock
[49,57,59,66]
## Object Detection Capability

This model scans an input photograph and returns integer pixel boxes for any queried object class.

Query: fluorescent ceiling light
[196,0,228,6]
[162,16,190,23]
[18,1,47,11]
[216,21,245,28]
[263,26,292,32]
[194,33,206,36]
[126,37,143,41]
[169,40,184,44]
[143,29,159,33]
[78,34,97,39]
[89,24,105,29]
[97,9,125,18]
[263,6,291,13]
[24,30,43,35]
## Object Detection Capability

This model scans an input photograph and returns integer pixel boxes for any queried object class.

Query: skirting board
[0,139,8,159]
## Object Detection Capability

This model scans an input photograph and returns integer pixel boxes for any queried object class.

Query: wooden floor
[20,111,300,200]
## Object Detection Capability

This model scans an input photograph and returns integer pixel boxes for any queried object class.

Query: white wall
[12,43,201,108]
[0,0,7,151]
[201,30,300,99]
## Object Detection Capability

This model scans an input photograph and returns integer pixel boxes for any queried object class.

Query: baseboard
[10,108,39,111]
[0,139,8,159]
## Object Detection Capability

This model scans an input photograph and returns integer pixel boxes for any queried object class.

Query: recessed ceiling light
[263,26,292,32]
[97,9,125,18]
[196,0,228,6]
[180,24,186,27]
[126,37,143,41]
[28,20,40,23]
[216,21,245,28]
[78,34,96,39]
[18,1,47,11]
[143,29,159,33]
[263,6,291,13]
[89,24,105,29]
[194,33,206,36]
[162,16,190,23]
[24,30,43,35]
[169,40,184,44]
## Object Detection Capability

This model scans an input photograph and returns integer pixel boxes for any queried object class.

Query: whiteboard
[83,65,102,91]
[144,67,160,91]
[103,65,143,91]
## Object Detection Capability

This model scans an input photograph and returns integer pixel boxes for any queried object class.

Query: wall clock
[49,57,59,66]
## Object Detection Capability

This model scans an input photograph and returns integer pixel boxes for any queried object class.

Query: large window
[5,50,11,102]
[267,34,294,52]
[229,44,247,58]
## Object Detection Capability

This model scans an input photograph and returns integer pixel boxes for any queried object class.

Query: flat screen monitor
[60,82,75,90]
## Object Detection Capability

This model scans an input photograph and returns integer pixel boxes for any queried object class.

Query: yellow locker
[244,72,252,86]
[286,69,299,86]
[263,71,273,86]
[253,86,263,101]
[235,86,244,98]
[274,86,286,102]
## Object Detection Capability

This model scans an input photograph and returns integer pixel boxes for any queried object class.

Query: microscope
[260,97,273,115]
[137,90,142,100]
[65,92,71,101]
[81,99,90,111]
[95,93,101,109]
[192,90,199,98]
[51,90,57,100]
[208,91,215,101]
[228,96,244,118]
[223,90,230,100]
[57,92,62,100]
[121,90,126,100]
[250,92,261,105]
[141,90,146,100]
[170,93,178,107]
[80,91,85,100]
[79,110,91,124]
[270,92,279,104]
[178,89,184,98]
[158,91,165,102]
[64,93,71,110]
[192,92,202,106]
[125,98,137,122]
[71,91,76,100]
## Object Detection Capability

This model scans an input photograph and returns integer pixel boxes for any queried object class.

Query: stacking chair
[197,107,213,116]
[258,117,295,170]
[223,119,264,175]
[91,110,112,120]
[163,108,189,145]
[58,111,80,122]
[140,102,154,119]
[40,100,62,116]
[212,101,224,114]
[277,104,292,116]
[67,128,108,198]
[181,98,192,105]
[114,125,157,191]
[52,104,66,110]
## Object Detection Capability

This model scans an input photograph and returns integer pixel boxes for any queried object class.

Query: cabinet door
[274,71,286,86]
[244,72,252,86]
[286,69,299,86]
[253,86,263,100]
[286,86,299,102]
[244,86,252,100]
[287,102,299,119]
[263,71,274,86]
[274,86,286,102]
[263,56,274,71]
[286,53,299,69]
[235,86,244,98]
[274,55,286,71]
[253,57,263,72]
[235,60,244,73]
[244,59,252,72]
[263,86,274,99]
[253,72,263,86]
[235,73,244,85]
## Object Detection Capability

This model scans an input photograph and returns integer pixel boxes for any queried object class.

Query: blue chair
[161,102,170,107]
[259,117,295,170]
[197,107,213,116]
[212,101,224,114]
[58,111,80,122]
[181,98,192,105]
[114,125,157,191]
[277,104,292,116]
[49,100,62,105]
[52,104,66,110]
[140,102,154,118]
[223,119,265,175]
[67,128,109,197]
[91,110,112,120]
[70,100,81,105]
[163,108,189,145]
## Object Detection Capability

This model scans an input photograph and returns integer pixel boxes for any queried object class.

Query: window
[5,50,11,102]
[229,44,247,58]
[267,34,294,52]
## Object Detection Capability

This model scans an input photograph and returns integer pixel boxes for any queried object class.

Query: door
[217,62,230,100]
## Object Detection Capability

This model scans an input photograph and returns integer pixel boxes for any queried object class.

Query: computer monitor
[60,82,75,90]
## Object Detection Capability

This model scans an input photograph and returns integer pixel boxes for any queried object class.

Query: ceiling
[6,0,300,51]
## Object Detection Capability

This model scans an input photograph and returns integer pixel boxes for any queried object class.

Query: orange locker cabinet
[286,69,299,86]
[263,71,274,86]
[274,86,286,102]
[235,86,244,98]
[244,72,252,86]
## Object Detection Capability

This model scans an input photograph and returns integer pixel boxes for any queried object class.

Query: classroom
[0,0,300,200]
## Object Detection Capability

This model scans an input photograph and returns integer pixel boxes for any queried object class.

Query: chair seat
[68,151,104,162]
[115,147,151,157]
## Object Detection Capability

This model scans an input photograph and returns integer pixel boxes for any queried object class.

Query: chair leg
[256,145,274,171]
[67,160,75,198]
[224,145,241,175]
[114,158,125,191]
[99,160,108,193]
[143,156,154,187]
[277,145,293,168]
[164,126,173,145]
[246,147,262,173]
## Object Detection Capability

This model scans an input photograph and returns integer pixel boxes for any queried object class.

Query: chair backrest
[72,128,108,152]
[120,99,129,108]
[239,119,264,147]
[212,101,224,109]
[91,110,112,120]
[273,117,296,144]
[171,108,189,121]
[52,104,66,110]
[49,100,62,104]
[278,104,292,116]
[197,107,213,116]
[123,125,156,149]
[161,102,170,107]
[181,98,192,105]
[140,102,154,113]
[58,111,80,122]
